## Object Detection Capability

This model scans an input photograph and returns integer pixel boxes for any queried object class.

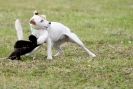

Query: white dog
[29,11,96,59]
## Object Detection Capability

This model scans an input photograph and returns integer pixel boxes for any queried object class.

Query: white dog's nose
[49,22,51,24]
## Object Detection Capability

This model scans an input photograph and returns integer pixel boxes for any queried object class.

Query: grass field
[0,0,133,89]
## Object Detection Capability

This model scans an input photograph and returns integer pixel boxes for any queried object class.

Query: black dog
[8,35,39,60]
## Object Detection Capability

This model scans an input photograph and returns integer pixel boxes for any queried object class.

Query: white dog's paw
[91,54,96,57]
[54,52,61,57]
[47,56,53,60]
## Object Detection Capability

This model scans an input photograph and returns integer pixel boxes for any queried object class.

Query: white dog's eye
[40,20,44,23]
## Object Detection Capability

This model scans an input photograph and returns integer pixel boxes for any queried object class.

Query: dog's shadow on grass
[20,54,47,61]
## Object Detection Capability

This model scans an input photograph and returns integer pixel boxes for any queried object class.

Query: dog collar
[31,28,37,32]
[31,28,36,32]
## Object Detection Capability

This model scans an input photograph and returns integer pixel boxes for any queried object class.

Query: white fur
[30,13,96,59]
[15,19,24,40]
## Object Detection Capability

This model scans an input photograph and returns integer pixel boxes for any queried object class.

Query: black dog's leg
[16,55,21,60]
[8,51,17,60]
[8,49,21,60]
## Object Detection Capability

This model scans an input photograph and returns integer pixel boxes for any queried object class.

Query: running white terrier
[29,11,96,60]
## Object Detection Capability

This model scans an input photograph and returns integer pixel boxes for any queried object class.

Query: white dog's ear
[29,19,36,25]
[41,15,46,19]
[33,10,39,15]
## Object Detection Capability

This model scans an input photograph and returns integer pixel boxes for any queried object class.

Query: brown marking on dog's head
[30,19,36,25]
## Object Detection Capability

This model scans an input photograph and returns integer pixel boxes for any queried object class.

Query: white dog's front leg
[47,38,53,60]
[37,30,48,45]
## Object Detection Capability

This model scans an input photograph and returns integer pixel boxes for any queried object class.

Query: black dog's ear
[33,10,39,15]
[29,35,37,44]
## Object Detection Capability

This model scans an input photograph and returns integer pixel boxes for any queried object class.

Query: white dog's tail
[15,19,24,40]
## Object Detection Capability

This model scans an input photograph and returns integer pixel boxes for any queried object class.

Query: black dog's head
[8,35,39,60]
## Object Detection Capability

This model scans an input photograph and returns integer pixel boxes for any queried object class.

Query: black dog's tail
[15,19,24,40]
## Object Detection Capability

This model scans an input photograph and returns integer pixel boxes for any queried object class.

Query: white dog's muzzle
[45,22,51,29]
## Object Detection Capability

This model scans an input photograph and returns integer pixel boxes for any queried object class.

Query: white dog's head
[29,11,50,29]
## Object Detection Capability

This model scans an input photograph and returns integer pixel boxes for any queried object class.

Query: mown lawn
[0,0,133,89]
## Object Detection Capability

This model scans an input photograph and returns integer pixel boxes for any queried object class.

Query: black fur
[8,35,39,60]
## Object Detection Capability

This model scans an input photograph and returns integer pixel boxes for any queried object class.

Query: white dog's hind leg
[67,33,96,57]
[54,46,63,57]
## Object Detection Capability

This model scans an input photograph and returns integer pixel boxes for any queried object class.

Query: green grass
[0,0,133,89]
